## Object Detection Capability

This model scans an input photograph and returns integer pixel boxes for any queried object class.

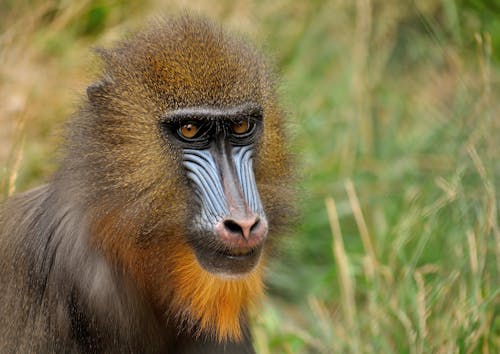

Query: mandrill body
[0,16,293,353]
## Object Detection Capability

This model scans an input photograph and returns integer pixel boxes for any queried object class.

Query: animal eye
[232,119,250,135]
[179,123,199,139]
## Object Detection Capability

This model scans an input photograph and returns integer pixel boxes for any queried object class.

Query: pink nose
[215,215,268,248]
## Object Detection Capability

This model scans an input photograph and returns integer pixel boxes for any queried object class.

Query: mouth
[192,243,263,277]
[218,246,256,258]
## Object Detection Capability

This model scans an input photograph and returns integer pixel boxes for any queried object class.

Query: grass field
[1,1,499,353]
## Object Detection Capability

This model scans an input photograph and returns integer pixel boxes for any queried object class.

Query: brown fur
[0,15,293,353]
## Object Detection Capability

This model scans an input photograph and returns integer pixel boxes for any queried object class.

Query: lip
[218,246,256,258]
[193,244,263,276]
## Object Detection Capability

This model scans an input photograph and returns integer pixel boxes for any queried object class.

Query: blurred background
[1,0,499,352]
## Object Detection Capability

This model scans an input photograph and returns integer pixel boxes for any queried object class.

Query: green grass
[1,1,499,353]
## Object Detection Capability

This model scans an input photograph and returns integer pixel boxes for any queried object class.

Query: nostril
[223,219,243,235]
[250,217,260,233]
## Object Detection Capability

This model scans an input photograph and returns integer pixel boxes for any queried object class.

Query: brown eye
[232,120,250,135]
[179,123,199,139]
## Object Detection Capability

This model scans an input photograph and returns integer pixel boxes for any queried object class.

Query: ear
[87,47,118,104]
[86,80,111,104]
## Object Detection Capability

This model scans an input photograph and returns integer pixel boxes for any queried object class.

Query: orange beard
[164,242,265,342]
[91,209,265,343]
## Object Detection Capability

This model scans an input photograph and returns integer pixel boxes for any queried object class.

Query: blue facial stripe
[233,146,263,215]
[183,149,228,220]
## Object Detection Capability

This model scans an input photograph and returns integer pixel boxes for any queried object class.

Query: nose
[223,216,261,240]
[215,214,268,248]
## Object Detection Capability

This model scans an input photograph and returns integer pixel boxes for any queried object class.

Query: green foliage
[458,0,500,61]
[253,1,499,352]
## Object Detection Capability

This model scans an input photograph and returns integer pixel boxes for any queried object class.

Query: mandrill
[0,15,293,353]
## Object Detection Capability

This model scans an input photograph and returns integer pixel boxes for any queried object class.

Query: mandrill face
[160,104,268,277]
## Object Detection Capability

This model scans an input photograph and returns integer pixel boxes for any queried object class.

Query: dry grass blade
[466,144,500,272]
[345,179,377,274]
[414,271,428,353]
[325,197,360,353]
[7,138,24,197]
